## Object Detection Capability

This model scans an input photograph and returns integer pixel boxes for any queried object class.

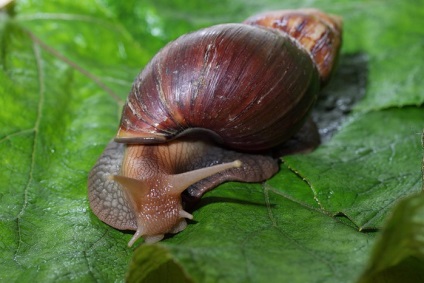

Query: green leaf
[284,108,423,229]
[357,192,424,283]
[0,0,423,282]
[341,2,424,111]
[129,181,375,283]
[127,245,194,283]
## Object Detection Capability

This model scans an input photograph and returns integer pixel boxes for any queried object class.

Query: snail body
[88,9,342,246]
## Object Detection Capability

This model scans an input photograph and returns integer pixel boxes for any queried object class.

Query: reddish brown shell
[244,9,342,86]
[116,23,320,151]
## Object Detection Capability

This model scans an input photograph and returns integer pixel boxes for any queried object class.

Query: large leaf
[129,180,375,283]
[284,108,423,229]
[0,0,423,282]
[357,192,424,283]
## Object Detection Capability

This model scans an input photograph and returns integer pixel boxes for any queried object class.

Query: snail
[88,8,342,247]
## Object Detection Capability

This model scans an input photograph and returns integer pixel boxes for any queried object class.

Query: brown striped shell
[116,23,321,151]
[244,9,342,86]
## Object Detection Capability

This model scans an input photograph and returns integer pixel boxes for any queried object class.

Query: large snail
[88,9,342,247]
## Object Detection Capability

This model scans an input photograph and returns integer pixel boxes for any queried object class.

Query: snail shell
[88,9,342,246]
[244,8,342,86]
[116,23,320,151]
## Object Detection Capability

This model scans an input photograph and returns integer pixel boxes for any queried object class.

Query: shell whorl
[244,9,342,85]
[116,23,320,151]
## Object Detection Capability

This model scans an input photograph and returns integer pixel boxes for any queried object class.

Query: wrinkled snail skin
[88,9,342,247]
[89,137,279,245]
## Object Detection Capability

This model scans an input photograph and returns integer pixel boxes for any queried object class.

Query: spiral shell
[244,9,342,85]
[116,23,320,151]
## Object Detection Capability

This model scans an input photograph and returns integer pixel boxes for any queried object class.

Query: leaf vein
[13,40,45,263]
[25,30,123,104]
[0,128,35,143]
[262,184,338,275]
